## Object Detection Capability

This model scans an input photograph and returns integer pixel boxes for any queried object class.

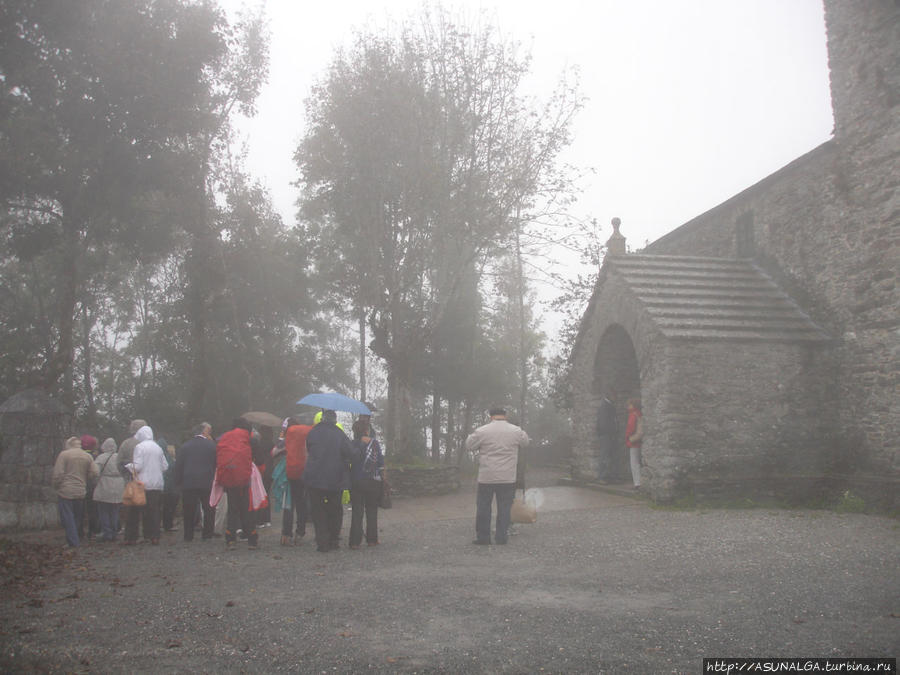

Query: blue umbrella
[297,392,371,415]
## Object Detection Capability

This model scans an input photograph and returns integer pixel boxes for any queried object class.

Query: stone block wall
[388,466,460,497]
[643,0,899,475]
[0,390,72,529]
[646,339,841,501]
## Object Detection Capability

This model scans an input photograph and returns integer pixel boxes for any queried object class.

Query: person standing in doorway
[595,394,617,481]
[625,398,644,491]
[466,407,530,546]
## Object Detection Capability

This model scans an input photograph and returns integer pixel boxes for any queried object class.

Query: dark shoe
[316,546,330,553]
[495,539,508,545]
[349,544,360,550]
[367,541,379,547]
[472,539,490,546]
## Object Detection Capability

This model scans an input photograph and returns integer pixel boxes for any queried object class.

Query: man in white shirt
[465,408,530,545]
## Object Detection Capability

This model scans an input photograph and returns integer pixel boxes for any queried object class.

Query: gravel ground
[0,483,897,674]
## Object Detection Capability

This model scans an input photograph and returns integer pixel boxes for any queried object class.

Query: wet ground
[0,467,897,673]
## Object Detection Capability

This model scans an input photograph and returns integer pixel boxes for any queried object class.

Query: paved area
[0,469,897,673]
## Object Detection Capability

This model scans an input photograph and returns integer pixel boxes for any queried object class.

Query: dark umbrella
[296,393,371,415]
[241,411,284,428]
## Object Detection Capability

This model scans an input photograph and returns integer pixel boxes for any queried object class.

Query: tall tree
[296,6,580,457]
[0,0,229,402]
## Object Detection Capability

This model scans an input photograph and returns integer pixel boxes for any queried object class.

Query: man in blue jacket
[304,410,352,552]
[174,422,217,542]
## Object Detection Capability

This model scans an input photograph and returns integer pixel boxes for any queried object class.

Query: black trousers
[349,478,381,546]
[281,478,308,538]
[308,487,343,550]
[124,490,162,542]
[224,485,257,546]
[182,487,215,541]
[162,491,180,531]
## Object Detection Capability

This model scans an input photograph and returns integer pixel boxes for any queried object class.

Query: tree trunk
[185,232,212,425]
[446,398,457,464]
[358,307,367,403]
[81,304,97,428]
[42,218,80,399]
[514,218,528,427]
[430,393,441,463]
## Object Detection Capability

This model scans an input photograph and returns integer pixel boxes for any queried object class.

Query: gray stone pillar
[0,389,73,529]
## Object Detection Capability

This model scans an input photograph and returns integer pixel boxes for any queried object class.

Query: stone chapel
[570,0,898,506]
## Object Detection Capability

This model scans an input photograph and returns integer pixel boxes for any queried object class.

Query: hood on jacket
[100,437,117,454]
[65,436,82,451]
[135,426,154,443]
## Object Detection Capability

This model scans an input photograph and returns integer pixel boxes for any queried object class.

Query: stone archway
[591,324,641,481]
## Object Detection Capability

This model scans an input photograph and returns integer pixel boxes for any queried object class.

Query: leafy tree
[0,0,230,403]
[296,6,580,457]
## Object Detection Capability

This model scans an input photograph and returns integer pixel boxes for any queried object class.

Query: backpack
[216,428,252,488]
[284,425,312,480]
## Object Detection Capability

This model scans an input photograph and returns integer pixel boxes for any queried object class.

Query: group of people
[51,411,386,553]
[53,400,550,551]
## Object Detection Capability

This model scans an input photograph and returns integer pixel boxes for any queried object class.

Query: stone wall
[387,466,460,497]
[644,2,899,475]
[646,339,841,501]
[0,390,72,529]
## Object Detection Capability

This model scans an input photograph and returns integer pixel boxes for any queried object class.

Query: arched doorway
[591,324,641,481]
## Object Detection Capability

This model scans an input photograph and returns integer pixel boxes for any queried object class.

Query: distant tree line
[1,0,584,459]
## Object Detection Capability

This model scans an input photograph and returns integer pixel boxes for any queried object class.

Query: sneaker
[259,522,271,528]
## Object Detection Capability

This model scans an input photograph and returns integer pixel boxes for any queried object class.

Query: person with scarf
[348,418,385,549]
[92,437,125,542]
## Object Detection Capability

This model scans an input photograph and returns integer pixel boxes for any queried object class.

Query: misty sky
[223,0,834,339]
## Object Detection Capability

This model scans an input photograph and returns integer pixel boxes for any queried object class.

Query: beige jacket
[466,419,530,484]
[52,438,100,499]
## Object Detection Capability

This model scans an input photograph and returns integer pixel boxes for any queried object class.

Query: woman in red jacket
[625,398,644,491]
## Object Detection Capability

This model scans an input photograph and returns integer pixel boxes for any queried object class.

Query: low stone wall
[387,466,461,497]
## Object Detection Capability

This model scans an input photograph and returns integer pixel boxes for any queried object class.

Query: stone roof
[607,254,831,342]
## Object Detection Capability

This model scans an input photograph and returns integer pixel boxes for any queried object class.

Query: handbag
[122,473,146,507]
[510,489,537,524]
[379,477,392,509]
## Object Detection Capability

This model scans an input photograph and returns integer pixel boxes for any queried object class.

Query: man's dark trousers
[475,482,516,544]
[308,487,343,550]
[224,485,257,546]
[182,487,215,541]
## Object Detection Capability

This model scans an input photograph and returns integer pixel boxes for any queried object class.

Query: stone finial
[606,217,626,256]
